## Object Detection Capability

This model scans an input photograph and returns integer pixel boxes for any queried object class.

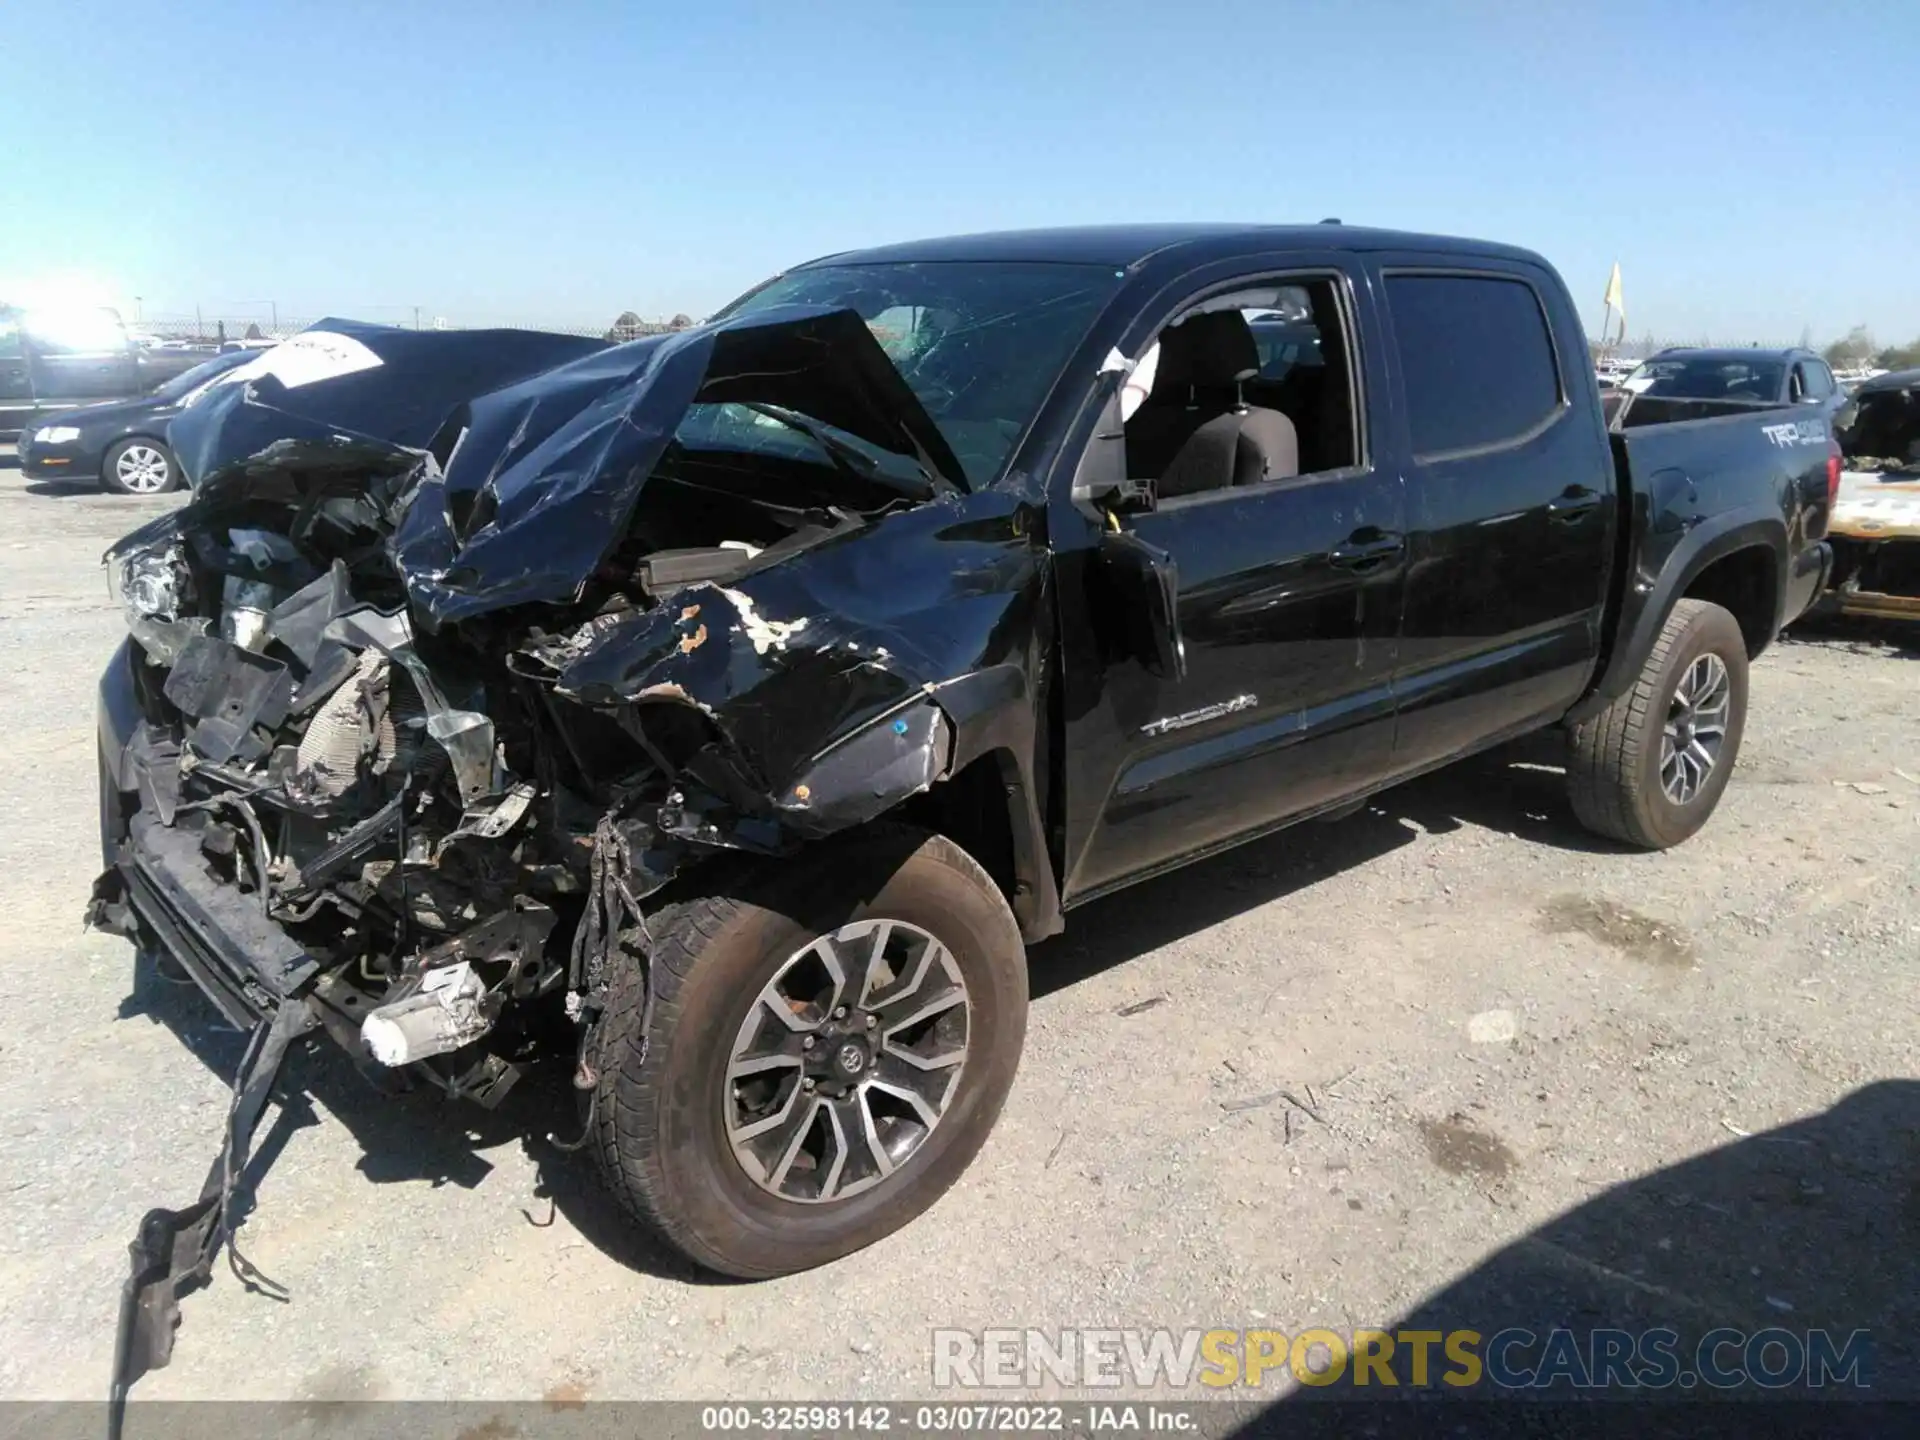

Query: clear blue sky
[6,0,1916,344]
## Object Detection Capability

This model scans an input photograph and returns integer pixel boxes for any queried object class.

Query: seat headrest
[1154,310,1259,392]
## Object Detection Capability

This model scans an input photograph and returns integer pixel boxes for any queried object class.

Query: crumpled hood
[165,309,968,630]
[397,304,968,627]
[168,321,610,504]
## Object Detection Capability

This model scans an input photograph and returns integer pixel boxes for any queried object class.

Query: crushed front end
[86,312,1044,1415]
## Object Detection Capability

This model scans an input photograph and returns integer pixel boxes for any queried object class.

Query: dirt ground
[0,447,1913,1412]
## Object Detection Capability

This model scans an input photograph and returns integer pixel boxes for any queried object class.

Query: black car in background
[1616,346,1849,428]
[16,347,261,494]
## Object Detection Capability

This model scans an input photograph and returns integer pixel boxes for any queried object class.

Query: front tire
[588,825,1028,1279]
[1567,598,1749,849]
[101,438,181,496]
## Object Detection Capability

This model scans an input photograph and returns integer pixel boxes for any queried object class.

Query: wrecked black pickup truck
[88,225,1837,1399]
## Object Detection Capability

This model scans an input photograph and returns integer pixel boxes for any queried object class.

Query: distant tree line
[1587,329,1920,372]
[1821,326,1920,372]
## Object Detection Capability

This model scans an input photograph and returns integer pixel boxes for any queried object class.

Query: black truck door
[0,313,32,434]
[1057,264,1407,903]
[1370,260,1617,776]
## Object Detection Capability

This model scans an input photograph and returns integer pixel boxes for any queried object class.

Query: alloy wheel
[115,444,172,494]
[1659,652,1731,804]
[725,919,971,1204]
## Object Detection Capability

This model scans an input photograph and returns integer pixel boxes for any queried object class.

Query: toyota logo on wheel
[836,1042,865,1075]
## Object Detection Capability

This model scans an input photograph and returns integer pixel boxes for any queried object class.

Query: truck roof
[795,223,1549,272]
[1649,346,1818,364]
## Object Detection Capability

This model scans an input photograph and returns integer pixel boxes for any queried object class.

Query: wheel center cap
[835,1041,868,1076]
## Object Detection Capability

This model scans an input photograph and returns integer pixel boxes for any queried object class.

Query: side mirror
[1098,528,1186,681]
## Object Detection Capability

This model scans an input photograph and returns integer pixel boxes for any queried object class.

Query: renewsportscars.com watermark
[932,1327,1874,1392]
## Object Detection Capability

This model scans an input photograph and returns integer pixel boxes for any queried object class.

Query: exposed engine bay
[87,310,1054,1420]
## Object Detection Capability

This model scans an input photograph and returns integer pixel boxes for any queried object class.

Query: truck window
[0,317,21,360]
[1123,275,1360,494]
[1386,274,1562,458]
[1802,361,1835,400]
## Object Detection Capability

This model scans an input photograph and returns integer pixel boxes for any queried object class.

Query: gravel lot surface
[0,445,1913,1413]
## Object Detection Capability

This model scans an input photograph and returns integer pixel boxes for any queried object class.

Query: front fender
[769,667,1063,940]
[929,665,1061,941]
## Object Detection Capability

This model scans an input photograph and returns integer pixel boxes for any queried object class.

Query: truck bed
[1614,393,1794,429]
[1593,403,1835,698]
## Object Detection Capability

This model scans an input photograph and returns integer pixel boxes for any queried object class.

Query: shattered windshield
[675,400,937,494]
[717,260,1123,486]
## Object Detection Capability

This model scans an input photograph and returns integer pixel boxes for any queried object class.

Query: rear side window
[1386,274,1562,457]
[1803,361,1835,399]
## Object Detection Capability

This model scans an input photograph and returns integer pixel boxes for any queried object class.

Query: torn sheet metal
[392,305,970,628]
[323,606,499,805]
[1824,469,1920,620]
[166,320,607,504]
[1831,468,1920,541]
[162,311,970,637]
[552,494,1043,821]
[108,999,317,1440]
[162,634,294,765]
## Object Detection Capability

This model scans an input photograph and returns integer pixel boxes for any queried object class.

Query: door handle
[1547,486,1603,521]
[1327,530,1405,568]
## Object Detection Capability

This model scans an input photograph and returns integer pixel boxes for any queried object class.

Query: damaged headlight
[108,538,209,664]
[109,540,192,627]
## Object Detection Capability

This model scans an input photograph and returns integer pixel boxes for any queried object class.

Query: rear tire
[1567,598,1749,849]
[588,824,1027,1279]
[102,438,181,496]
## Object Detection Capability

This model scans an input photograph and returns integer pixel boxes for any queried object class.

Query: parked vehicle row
[16,348,260,493]
[1611,346,1850,426]
[0,306,210,439]
[86,223,1838,1408]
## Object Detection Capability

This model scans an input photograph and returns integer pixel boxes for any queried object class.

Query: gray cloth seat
[1128,309,1300,497]
[1158,407,1299,497]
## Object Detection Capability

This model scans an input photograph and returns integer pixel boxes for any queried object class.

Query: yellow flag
[1603,262,1625,323]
